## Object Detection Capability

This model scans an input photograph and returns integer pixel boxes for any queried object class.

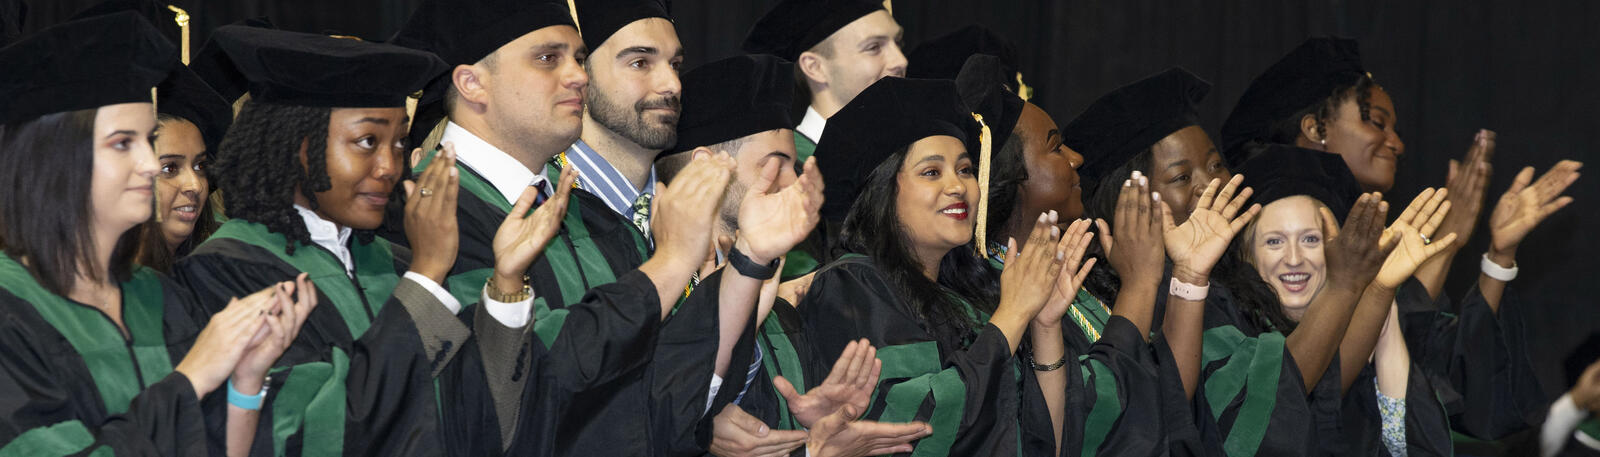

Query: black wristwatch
[728,248,780,280]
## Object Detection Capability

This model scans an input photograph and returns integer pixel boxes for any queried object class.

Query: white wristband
[1169,277,1210,301]
[1481,253,1519,282]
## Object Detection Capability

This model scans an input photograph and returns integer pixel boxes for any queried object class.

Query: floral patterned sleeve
[1377,376,1409,457]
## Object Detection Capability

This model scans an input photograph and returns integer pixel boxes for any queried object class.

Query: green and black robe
[1193,282,1322,456]
[0,253,218,456]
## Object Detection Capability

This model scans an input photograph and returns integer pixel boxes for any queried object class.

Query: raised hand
[490,166,578,295]
[709,405,807,457]
[1107,171,1167,289]
[232,274,319,394]
[1376,188,1458,289]
[403,142,461,285]
[737,156,825,264]
[997,212,1068,322]
[805,405,932,457]
[1322,193,1394,291]
[776,339,881,428]
[1488,160,1582,255]
[651,152,737,274]
[1162,174,1262,283]
[1433,130,1496,249]
[1033,218,1096,330]
[175,286,279,397]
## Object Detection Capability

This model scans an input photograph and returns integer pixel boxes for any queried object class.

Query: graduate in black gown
[0,13,309,455]
[1223,37,1554,441]
[134,63,231,272]
[795,75,1091,456]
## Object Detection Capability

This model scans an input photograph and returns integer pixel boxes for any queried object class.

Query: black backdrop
[24,0,1600,437]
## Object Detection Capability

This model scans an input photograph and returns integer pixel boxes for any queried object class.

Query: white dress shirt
[795,106,827,144]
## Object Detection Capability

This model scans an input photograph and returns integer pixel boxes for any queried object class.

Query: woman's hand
[997,211,1068,325]
[403,142,460,285]
[1033,218,1096,330]
[1322,193,1395,291]
[175,286,279,398]
[490,167,578,296]
[231,274,319,394]
[1106,171,1167,289]
[1162,174,1262,284]
[1487,160,1582,259]
[1433,130,1496,251]
[775,339,881,428]
[1375,188,1458,289]
[736,156,825,265]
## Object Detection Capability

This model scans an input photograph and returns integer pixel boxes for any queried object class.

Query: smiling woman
[135,64,234,273]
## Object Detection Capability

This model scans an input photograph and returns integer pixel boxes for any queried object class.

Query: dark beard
[586,86,680,150]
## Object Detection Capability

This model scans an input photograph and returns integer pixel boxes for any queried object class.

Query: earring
[1320,139,1327,145]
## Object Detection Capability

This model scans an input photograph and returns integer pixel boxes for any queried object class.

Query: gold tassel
[882,0,892,15]
[167,4,190,64]
[152,86,163,224]
[972,112,991,256]
[1016,72,1033,101]
[568,0,581,33]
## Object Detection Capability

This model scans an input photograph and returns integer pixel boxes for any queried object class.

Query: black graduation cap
[0,0,25,47]
[668,54,794,155]
[1235,144,1361,220]
[188,17,273,103]
[1220,37,1366,166]
[211,25,448,108]
[392,0,574,68]
[157,64,232,154]
[907,25,1020,93]
[0,12,176,125]
[814,77,977,221]
[69,0,183,47]
[1061,67,1210,186]
[574,0,670,53]
[742,0,884,61]
[955,54,1022,152]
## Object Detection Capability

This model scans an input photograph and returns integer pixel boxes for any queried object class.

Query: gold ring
[419,188,433,197]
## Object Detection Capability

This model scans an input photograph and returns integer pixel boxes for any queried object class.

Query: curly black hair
[1239,74,1379,162]
[212,100,332,254]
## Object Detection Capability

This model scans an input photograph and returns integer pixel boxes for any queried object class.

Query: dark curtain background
[24,0,1599,449]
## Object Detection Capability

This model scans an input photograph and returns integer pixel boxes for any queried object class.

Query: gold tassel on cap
[882,0,892,15]
[1016,72,1033,101]
[568,0,581,33]
[972,112,992,256]
[167,4,190,64]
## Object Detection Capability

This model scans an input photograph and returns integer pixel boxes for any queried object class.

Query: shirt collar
[795,106,826,144]
[441,121,551,205]
[566,138,657,216]
[293,204,353,271]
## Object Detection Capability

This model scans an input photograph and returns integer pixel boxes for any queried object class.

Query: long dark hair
[1237,74,1379,163]
[0,109,141,296]
[135,114,221,272]
[834,147,1001,350]
[212,100,334,254]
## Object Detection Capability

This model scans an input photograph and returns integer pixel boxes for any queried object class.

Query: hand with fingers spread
[641,152,736,315]
[1033,218,1097,330]
[993,210,1069,352]
[404,142,461,285]
[1488,160,1582,257]
[231,274,320,394]
[737,156,825,265]
[776,339,882,428]
[1376,188,1458,289]
[805,405,932,457]
[1162,174,1263,284]
[1107,171,1167,290]
[491,166,578,297]
[175,286,281,398]
[1322,193,1394,292]
[709,405,808,457]
[1435,130,1497,249]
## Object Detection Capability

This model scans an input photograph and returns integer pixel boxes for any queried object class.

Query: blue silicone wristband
[227,378,267,410]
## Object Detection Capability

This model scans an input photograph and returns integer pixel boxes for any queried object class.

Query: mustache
[637,95,681,112]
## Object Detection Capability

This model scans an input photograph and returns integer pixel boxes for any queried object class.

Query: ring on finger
[1419,233,1431,245]
[420,187,433,197]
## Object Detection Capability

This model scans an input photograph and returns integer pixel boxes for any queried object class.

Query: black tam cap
[0,12,176,125]
[1220,37,1366,166]
[1062,67,1210,186]
[158,64,233,155]
[908,25,1020,93]
[393,0,575,68]
[212,25,448,108]
[188,17,272,103]
[814,77,976,221]
[955,54,1022,151]
[1236,144,1362,220]
[742,0,883,61]
[670,54,795,155]
[574,0,671,53]
[0,0,26,47]
[69,0,183,46]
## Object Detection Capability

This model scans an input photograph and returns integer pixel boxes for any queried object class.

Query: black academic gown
[1395,278,1544,439]
[0,255,220,456]
[175,220,445,456]
[1192,282,1323,457]
[797,255,1049,456]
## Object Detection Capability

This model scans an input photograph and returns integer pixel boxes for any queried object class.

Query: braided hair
[212,100,331,254]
